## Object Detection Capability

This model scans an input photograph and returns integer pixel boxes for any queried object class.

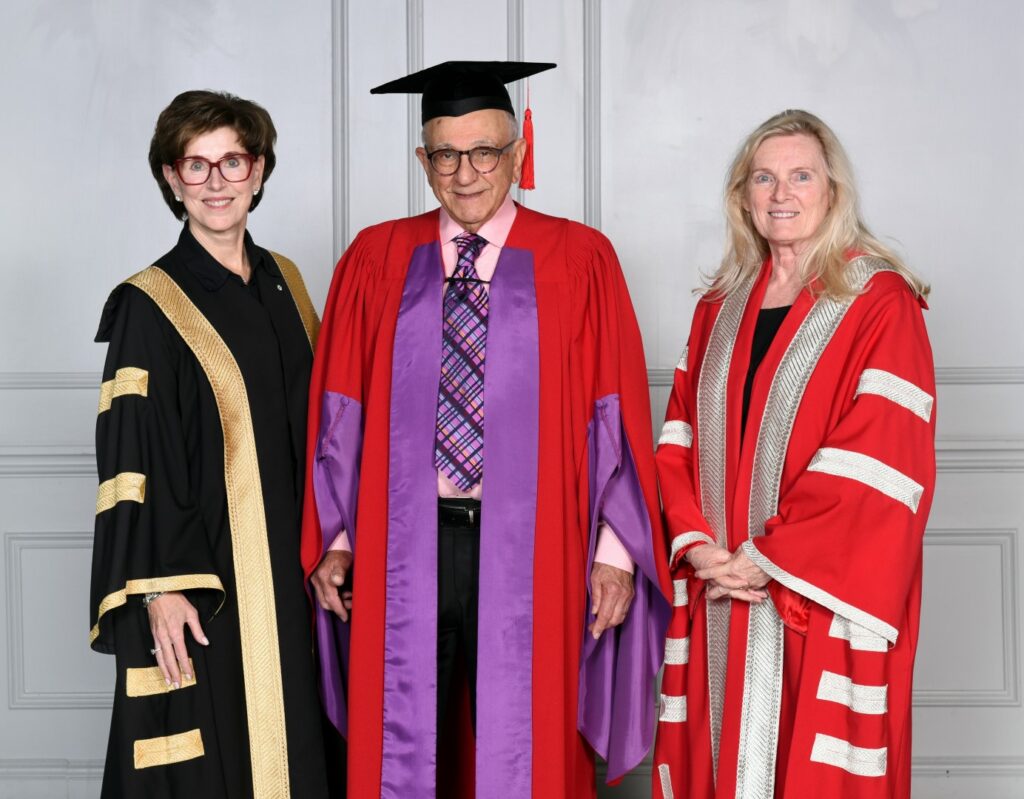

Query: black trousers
[436,500,481,750]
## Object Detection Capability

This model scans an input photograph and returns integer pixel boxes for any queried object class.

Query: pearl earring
[253,187,260,195]
[174,195,182,202]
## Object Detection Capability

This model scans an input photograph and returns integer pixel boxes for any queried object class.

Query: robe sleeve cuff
[741,540,898,645]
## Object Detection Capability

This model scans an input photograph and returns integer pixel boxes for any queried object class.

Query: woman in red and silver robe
[653,110,936,799]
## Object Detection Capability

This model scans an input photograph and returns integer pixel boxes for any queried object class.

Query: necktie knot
[454,234,487,278]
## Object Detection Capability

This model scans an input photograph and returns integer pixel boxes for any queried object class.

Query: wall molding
[0,758,104,782]
[582,0,601,228]
[507,0,525,206]
[5,532,113,709]
[332,0,350,255]
[0,372,100,391]
[0,445,95,478]
[915,528,1020,707]
[406,0,424,218]
[933,438,1024,473]
[934,366,1024,385]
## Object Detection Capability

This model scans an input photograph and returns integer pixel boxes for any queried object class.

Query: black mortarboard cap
[370,60,556,124]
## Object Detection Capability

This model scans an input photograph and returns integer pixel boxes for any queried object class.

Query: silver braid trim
[664,636,691,665]
[735,258,890,799]
[658,763,675,799]
[697,275,755,779]
[659,693,687,723]
[816,670,888,715]
[808,447,924,513]
[810,733,888,777]
[659,419,694,448]
[855,368,933,422]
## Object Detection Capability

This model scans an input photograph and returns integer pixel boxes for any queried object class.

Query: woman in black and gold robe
[89,90,331,799]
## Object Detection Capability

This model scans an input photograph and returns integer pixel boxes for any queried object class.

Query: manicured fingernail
[201,637,209,645]
[165,679,171,686]
[172,682,180,689]
[184,674,192,681]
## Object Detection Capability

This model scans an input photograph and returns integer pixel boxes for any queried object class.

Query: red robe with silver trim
[653,258,936,799]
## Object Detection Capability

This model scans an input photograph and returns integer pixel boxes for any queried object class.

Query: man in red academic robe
[300,61,671,798]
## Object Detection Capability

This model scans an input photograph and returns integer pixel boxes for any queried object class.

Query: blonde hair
[706,109,928,300]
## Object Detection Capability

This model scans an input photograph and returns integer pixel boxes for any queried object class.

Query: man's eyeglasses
[424,141,516,176]
[173,153,256,185]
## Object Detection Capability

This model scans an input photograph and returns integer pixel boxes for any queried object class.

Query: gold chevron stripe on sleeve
[96,472,147,514]
[133,728,204,769]
[98,367,149,414]
[125,266,290,797]
[90,573,225,645]
[126,659,196,697]
[271,251,320,351]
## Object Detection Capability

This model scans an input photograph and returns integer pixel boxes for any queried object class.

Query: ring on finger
[150,646,162,656]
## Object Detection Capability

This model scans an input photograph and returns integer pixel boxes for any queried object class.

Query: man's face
[416,109,525,233]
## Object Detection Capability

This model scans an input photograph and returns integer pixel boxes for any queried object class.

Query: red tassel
[520,106,536,190]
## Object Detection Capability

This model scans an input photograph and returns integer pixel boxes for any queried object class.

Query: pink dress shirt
[329,196,632,572]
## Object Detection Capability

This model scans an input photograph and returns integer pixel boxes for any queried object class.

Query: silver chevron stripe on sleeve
[816,670,888,715]
[742,541,898,645]
[676,346,689,372]
[659,420,694,448]
[828,613,889,652]
[673,579,688,607]
[670,531,716,563]
[855,368,933,422]
[664,636,690,665]
[658,763,675,799]
[808,447,924,513]
[810,733,887,777]
[659,694,687,723]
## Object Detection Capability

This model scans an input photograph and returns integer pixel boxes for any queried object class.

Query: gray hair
[421,110,518,146]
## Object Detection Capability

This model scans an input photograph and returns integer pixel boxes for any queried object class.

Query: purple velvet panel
[475,246,539,798]
[312,391,363,736]
[578,394,671,781]
[382,243,445,797]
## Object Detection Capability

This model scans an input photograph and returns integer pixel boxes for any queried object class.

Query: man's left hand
[588,562,635,640]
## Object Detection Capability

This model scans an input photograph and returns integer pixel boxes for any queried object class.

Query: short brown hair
[148,90,277,220]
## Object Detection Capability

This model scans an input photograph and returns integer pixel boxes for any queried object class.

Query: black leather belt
[437,498,482,528]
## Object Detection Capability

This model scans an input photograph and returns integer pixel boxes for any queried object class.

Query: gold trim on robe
[126,659,196,697]
[271,251,320,351]
[133,728,205,769]
[124,266,291,798]
[98,367,149,414]
[96,472,147,514]
[90,574,225,645]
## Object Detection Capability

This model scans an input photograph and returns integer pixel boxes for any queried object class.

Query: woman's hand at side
[148,591,209,688]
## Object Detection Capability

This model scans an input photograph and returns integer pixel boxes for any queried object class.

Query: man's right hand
[311,549,354,622]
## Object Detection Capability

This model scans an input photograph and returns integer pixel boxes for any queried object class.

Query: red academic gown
[301,206,672,798]
[653,257,936,799]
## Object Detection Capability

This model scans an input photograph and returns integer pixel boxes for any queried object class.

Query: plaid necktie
[435,233,489,490]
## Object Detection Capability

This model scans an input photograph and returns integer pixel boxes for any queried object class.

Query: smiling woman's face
[162,126,264,243]
[743,133,832,254]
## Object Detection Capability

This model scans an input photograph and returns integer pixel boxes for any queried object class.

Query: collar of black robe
[175,223,279,292]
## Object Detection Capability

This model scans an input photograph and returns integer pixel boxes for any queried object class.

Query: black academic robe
[89,226,329,799]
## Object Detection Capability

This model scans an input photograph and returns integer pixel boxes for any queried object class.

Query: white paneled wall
[2,1,1022,797]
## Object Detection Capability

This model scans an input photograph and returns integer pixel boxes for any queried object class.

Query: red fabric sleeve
[747,282,936,643]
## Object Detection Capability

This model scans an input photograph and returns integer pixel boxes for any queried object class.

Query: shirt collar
[438,193,517,249]
[176,224,277,291]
